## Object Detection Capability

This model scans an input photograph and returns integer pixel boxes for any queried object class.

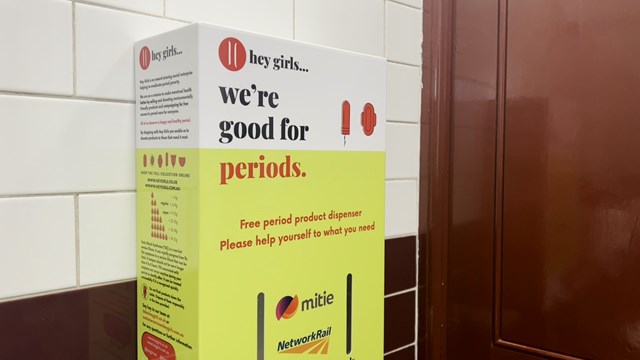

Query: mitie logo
[218,37,246,71]
[275,295,299,320]
[275,291,334,320]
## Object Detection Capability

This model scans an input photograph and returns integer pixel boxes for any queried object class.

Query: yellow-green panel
[137,148,384,359]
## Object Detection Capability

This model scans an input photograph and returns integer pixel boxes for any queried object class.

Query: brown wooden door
[435,0,640,359]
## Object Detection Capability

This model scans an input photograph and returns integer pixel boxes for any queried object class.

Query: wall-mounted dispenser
[135,23,385,359]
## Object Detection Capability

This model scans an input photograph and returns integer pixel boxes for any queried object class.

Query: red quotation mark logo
[218,37,246,71]
[139,46,151,70]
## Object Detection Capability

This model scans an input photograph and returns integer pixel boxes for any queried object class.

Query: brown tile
[417,338,427,360]
[385,236,417,294]
[384,291,416,352]
[385,345,415,360]
[417,234,428,345]
[0,281,136,360]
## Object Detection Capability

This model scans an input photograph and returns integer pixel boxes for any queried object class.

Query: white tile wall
[386,1,422,65]
[385,180,419,238]
[79,193,136,285]
[295,0,384,57]
[387,62,422,122]
[76,4,184,100]
[0,0,73,95]
[80,0,164,16]
[165,0,293,39]
[0,196,76,299]
[386,123,420,179]
[0,95,135,195]
[1,6,424,356]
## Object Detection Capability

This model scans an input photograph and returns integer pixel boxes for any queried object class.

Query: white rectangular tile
[166,0,293,39]
[295,0,384,56]
[386,123,420,179]
[386,1,422,65]
[76,4,184,100]
[389,0,422,10]
[387,62,422,122]
[0,95,135,194]
[0,0,72,95]
[385,180,418,237]
[0,196,76,299]
[79,193,136,285]
[81,0,164,16]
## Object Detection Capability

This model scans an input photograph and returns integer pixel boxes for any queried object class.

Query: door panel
[447,0,498,357]
[448,0,640,359]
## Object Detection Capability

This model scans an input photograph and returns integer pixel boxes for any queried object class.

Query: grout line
[387,59,421,67]
[74,0,189,23]
[384,178,418,182]
[383,341,416,356]
[72,1,77,95]
[383,0,387,58]
[386,119,421,124]
[388,0,422,11]
[0,91,135,104]
[387,59,421,68]
[0,190,136,199]
[385,233,419,241]
[0,278,136,304]
[74,194,81,286]
[385,177,419,182]
[164,16,191,24]
[384,287,416,298]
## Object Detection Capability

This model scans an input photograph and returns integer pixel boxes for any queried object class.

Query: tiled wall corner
[0,0,73,95]
[78,192,136,286]
[295,0,385,57]
[383,3,423,356]
[165,0,294,39]
[0,196,76,299]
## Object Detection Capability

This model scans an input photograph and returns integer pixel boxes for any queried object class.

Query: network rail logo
[277,327,332,354]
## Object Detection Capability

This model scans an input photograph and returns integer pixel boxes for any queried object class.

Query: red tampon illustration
[342,100,351,146]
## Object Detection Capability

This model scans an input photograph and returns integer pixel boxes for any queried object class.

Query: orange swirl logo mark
[275,295,299,320]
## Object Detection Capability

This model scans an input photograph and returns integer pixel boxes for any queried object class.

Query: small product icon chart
[142,153,186,168]
[150,192,168,240]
